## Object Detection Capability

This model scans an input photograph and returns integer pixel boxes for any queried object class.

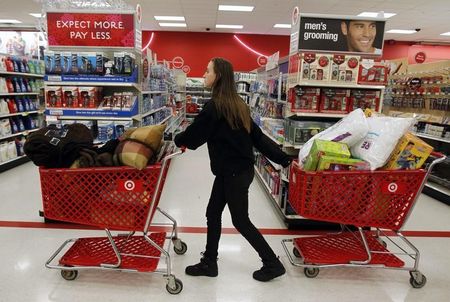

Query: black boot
[253,258,286,282]
[185,256,218,277]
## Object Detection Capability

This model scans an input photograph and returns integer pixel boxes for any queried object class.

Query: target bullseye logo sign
[124,180,135,191]
[117,179,143,192]
[388,182,398,193]
[382,181,406,195]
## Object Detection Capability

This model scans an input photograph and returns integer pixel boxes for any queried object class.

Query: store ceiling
[1,0,449,43]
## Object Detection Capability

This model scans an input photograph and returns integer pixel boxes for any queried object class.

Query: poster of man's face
[296,15,386,56]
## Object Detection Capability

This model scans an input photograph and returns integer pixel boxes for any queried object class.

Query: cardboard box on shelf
[383,132,433,170]
[304,139,351,171]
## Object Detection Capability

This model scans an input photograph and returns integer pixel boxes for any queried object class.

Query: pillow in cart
[115,124,167,169]
[122,124,167,152]
[114,140,153,170]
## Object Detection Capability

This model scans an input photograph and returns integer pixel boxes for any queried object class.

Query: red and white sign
[182,65,191,74]
[172,56,185,69]
[415,52,426,64]
[381,181,407,195]
[46,12,135,47]
[117,179,143,192]
[257,55,268,66]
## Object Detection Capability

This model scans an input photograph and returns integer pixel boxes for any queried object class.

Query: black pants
[203,168,277,263]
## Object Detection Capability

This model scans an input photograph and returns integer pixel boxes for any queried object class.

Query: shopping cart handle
[430,151,446,159]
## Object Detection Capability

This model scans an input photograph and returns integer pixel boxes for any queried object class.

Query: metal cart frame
[42,144,186,294]
[282,152,446,288]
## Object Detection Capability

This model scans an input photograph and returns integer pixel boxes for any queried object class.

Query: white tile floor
[1,145,449,302]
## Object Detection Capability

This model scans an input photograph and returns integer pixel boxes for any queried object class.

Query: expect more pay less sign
[46,12,135,47]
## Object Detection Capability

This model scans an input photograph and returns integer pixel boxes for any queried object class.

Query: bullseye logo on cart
[381,181,407,195]
[117,179,143,192]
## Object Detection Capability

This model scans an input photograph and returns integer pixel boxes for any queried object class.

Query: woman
[174,57,291,282]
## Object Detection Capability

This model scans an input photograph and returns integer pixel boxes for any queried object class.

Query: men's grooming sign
[46,12,135,48]
[294,14,386,56]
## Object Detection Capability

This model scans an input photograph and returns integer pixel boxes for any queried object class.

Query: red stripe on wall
[1,220,449,237]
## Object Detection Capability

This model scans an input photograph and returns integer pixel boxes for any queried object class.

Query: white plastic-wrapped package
[351,116,415,170]
[298,109,369,164]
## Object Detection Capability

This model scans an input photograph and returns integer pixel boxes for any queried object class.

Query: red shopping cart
[42,143,186,294]
[281,152,446,288]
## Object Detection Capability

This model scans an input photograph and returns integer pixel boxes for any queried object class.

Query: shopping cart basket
[281,152,446,288]
[42,144,187,294]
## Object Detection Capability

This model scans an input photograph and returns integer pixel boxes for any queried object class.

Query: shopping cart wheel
[61,269,78,281]
[173,240,188,255]
[166,277,183,294]
[293,247,301,258]
[409,271,427,288]
[304,267,319,278]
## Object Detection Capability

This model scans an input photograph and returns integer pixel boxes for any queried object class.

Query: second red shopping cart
[282,152,446,288]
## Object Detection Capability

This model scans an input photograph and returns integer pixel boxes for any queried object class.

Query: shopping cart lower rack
[281,152,446,288]
[41,146,186,294]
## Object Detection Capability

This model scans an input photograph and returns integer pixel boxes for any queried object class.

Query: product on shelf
[46,87,63,107]
[383,132,433,170]
[320,88,350,113]
[358,60,388,85]
[300,53,331,81]
[62,87,79,108]
[303,139,351,171]
[285,119,332,145]
[289,86,320,112]
[350,89,380,111]
[330,55,360,83]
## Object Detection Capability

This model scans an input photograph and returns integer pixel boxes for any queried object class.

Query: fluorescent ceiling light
[216,24,244,29]
[29,13,42,18]
[274,24,291,29]
[154,16,185,21]
[440,32,450,36]
[386,29,417,34]
[159,22,187,27]
[358,12,396,18]
[0,19,22,24]
[218,5,254,12]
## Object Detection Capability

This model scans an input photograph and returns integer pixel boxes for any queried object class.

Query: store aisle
[0,145,449,302]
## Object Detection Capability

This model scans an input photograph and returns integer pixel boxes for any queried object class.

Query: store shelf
[55,115,139,121]
[0,92,40,96]
[0,155,30,173]
[0,110,40,118]
[293,81,385,90]
[0,71,44,78]
[142,90,169,94]
[157,115,172,125]
[424,182,450,206]
[45,81,140,89]
[141,106,166,119]
[0,128,39,140]
[261,128,283,146]
[291,112,347,118]
[413,132,450,144]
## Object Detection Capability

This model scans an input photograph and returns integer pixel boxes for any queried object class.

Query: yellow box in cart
[303,139,351,171]
[383,132,433,170]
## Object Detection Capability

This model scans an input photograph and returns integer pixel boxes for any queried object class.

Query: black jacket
[174,100,291,176]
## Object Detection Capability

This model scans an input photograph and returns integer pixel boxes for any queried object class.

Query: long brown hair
[210,57,251,133]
